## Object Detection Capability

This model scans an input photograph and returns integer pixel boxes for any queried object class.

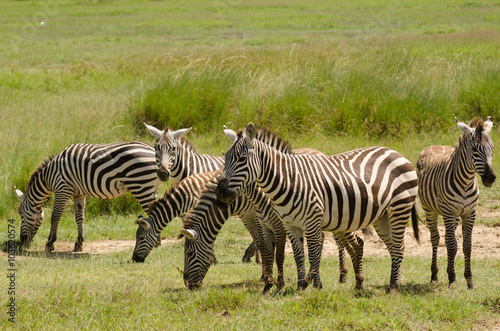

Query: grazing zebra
[417,117,496,289]
[214,122,420,291]
[180,176,287,292]
[133,169,285,292]
[15,142,161,252]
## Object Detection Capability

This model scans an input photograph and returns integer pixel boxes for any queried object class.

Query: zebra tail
[411,204,421,244]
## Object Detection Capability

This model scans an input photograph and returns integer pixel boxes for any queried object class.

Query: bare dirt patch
[318,224,500,259]
[2,225,498,260]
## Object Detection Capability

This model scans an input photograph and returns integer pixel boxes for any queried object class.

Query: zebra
[214,122,420,292]
[417,117,496,289]
[144,124,224,183]
[144,123,305,265]
[179,175,288,292]
[15,142,161,252]
[181,126,372,291]
[132,169,285,292]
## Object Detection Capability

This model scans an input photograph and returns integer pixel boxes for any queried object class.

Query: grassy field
[1,0,500,329]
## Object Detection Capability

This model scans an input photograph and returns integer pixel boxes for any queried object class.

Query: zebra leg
[304,224,324,289]
[342,232,365,290]
[443,215,459,287]
[73,195,86,252]
[426,213,440,284]
[285,225,307,290]
[45,190,72,252]
[240,214,274,292]
[261,225,277,292]
[242,241,257,263]
[372,213,405,292]
[461,213,476,289]
[333,233,348,284]
[273,222,287,290]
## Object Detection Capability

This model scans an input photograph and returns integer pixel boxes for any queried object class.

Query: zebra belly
[74,180,129,199]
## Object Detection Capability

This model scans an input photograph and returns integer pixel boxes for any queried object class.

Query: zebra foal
[417,117,496,289]
[215,122,420,292]
[16,142,161,252]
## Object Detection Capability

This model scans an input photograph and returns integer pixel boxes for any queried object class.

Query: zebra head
[456,116,496,187]
[144,123,192,182]
[16,188,44,250]
[131,215,159,263]
[215,122,260,204]
[180,227,216,290]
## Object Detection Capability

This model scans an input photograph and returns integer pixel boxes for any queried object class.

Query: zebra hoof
[339,274,347,284]
[297,280,309,291]
[262,282,274,294]
[276,277,285,291]
[73,244,83,252]
[466,279,474,290]
[45,243,54,253]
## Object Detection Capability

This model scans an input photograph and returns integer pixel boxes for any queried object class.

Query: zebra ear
[180,228,199,241]
[144,123,164,139]
[484,116,493,134]
[136,215,151,230]
[170,127,192,139]
[15,188,25,201]
[456,117,472,134]
[223,125,238,143]
[245,122,257,144]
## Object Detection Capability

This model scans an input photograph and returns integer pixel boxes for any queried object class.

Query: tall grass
[133,40,500,138]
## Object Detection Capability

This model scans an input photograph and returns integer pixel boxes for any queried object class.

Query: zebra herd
[16,117,495,292]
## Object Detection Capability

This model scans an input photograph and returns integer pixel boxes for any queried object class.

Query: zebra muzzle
[214,178,237,204]
[157,169,170,182]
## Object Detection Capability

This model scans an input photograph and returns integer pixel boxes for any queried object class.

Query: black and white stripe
[180,177,286,292]
[215,122,420,291]
[16,142,161,252]
[417,117,495,289]
[144,124,224,183]
[132,169,285,292]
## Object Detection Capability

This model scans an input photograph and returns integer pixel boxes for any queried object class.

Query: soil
[2,224,499,259]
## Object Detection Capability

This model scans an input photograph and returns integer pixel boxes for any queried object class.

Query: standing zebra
[417,117,496,289]
[215,122,420,291]
[16,142,161,252]
[144,124,224,183]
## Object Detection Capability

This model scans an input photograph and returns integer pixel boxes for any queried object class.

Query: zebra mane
[179,180,219,231]
[468,119,485,131]
[26,156,54,191]
[236,127,293,154]
[457,118,489,147]
[146,183,178,214]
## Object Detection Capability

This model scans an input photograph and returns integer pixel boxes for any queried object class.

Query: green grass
[2,218,499,329]
[1,0,500,328]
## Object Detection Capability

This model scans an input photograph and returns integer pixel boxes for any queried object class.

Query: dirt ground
[4,224,499,259]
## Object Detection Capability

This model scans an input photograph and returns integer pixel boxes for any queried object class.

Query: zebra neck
[25,169,53,210]
[148,190,192,232]
[450,141,476,186]
[255,142,295,201]
[170,148,222,183]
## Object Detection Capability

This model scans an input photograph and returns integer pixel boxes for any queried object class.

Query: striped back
[217,122,418,233]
